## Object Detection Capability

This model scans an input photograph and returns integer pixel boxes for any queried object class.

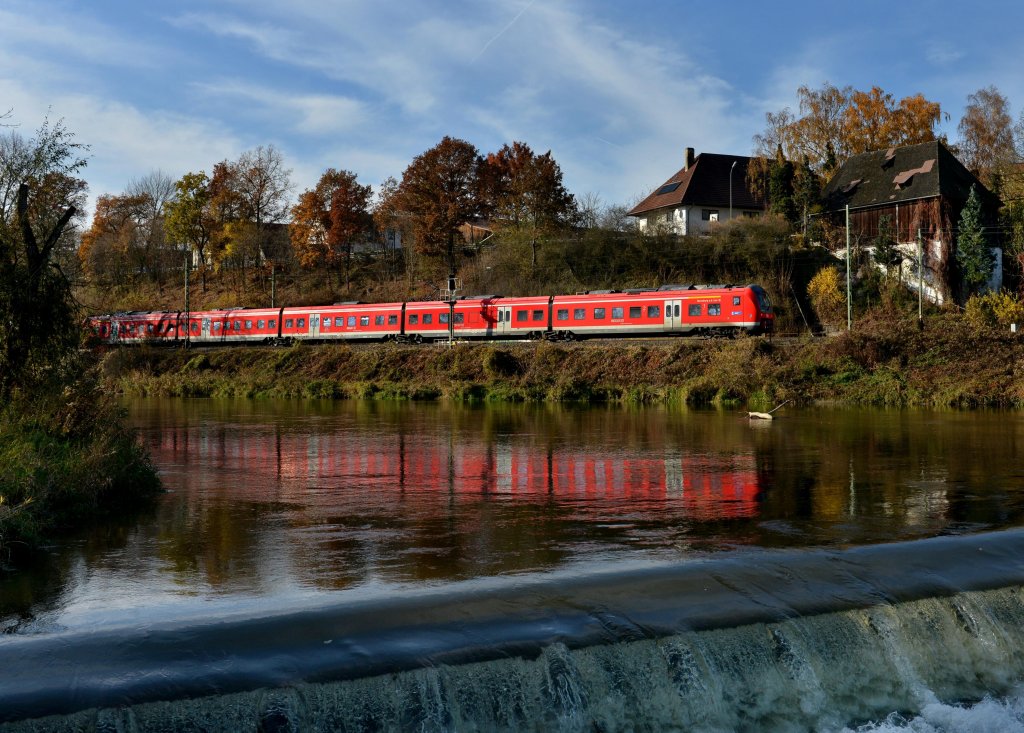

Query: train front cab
[750,285,774,335]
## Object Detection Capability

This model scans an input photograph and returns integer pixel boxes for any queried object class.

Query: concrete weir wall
[3,530,1024,731]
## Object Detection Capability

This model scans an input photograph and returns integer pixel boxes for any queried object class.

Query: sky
[3,0,1024,217]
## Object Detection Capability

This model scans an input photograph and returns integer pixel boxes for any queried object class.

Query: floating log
[747,399,791,421]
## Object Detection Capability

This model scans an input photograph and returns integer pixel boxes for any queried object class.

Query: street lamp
[729,160,737,221]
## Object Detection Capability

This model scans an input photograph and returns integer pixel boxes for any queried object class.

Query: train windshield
[756,289,772,313]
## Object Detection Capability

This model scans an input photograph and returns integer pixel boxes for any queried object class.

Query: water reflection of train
[87,285,774,345]
[154,427,762,520]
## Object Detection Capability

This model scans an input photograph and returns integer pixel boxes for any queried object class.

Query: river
[2,400,1024,731]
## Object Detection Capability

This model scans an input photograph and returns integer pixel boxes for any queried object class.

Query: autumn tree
[164,172,215,290]
[0,118,88,274]
[290,168,372,291]
[371,176,407,279]
[753,83,944,180]
[79,193,152,284]
[397,136,482,276]
[125,170,177,282]
[0,119,87,399]
[957,86,1017,190]
[480,142,577,232]
[204,148,293,285]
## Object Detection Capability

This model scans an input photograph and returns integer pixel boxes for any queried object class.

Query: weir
[3,530,1024,731]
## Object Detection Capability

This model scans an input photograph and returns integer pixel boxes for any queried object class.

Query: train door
[310,313,321,338]
[496,306,513,335]
[202,318,211,339]
[664,299,682,332]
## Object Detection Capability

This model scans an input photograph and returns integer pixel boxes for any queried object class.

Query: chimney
[684,147,695,170]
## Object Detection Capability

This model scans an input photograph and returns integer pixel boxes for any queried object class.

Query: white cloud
[192,81,368,135]
[0,4,160,69]
[0,79,243,215]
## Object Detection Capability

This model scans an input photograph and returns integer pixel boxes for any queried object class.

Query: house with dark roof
[821,140,1001,300]
[628,148,766,235]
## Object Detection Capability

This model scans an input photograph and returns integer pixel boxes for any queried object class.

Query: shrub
[965,291,1024,330]
[807,266,846,329]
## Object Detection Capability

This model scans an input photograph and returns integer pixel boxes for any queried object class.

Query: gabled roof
[628,153,764,216]
[821,140,997,212]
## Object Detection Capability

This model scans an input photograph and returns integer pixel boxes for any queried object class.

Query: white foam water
[845,688,1024,732]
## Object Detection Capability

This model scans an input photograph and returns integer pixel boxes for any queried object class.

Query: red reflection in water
[150,426,761,521]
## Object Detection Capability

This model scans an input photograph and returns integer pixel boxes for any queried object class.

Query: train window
[557,309,569,321]
[532,310,544,321]
[516,310,528,322]
[612,307,623,319]
[688,304,702,316]
[733,296,742,306]
[709,304,721,316]
[375,315,385,325]
[213,322,221,331]
[147,324,154,333]
[439,313,449,324]
[269,320,277,329]
[629,307,641,319]
[348,316,356,327]
[245,320,253,329]
[409,314,419,325]
[257,320,265,329]
[389,315,398,325]
[594,308,605,319]
[647,305,660,318]
[497,310,504,323]
[454,313,464,324]
[232,321,240,330]
[675,305,680,317]
[297,318,306,328]
[423,314,433,324]
[573,308,585,320]
[191,323,200,334]
[360,316,370,326]
[323,319,331,330]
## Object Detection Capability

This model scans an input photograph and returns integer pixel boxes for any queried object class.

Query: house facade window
[702,209,719,222]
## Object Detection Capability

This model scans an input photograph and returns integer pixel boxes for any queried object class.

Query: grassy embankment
[102,309,1024,409]
[0,363,161,562]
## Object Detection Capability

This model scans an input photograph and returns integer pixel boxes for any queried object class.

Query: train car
[97,311,180,345]
[298,302,405,341]
[86,284,773,348]
[186,307,283,345]
[549,285,772,340]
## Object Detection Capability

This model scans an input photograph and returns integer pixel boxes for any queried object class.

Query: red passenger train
[86,284,773,346]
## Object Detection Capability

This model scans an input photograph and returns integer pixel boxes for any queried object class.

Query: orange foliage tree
[397,136,483,275]
[753,83,944,180]
[290,168,372,290]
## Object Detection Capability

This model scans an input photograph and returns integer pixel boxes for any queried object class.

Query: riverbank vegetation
[0,120,160,562]
[102,301,1024,409]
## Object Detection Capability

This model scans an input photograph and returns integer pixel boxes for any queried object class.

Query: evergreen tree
[872,214,903,280]
[956,184,994,297]
[768,145,797,223]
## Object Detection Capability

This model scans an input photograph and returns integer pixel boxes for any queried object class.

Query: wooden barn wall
[838,199,952,244]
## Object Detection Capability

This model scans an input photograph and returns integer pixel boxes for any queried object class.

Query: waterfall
[5,531,1024,731]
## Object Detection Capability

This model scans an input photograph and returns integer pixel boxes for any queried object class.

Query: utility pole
[446,274,458,348]
[917,228,924,328]
[184,250,191,349]
[846,204,852,331]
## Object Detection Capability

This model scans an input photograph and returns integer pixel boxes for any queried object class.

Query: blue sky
[3,0,1023,215]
